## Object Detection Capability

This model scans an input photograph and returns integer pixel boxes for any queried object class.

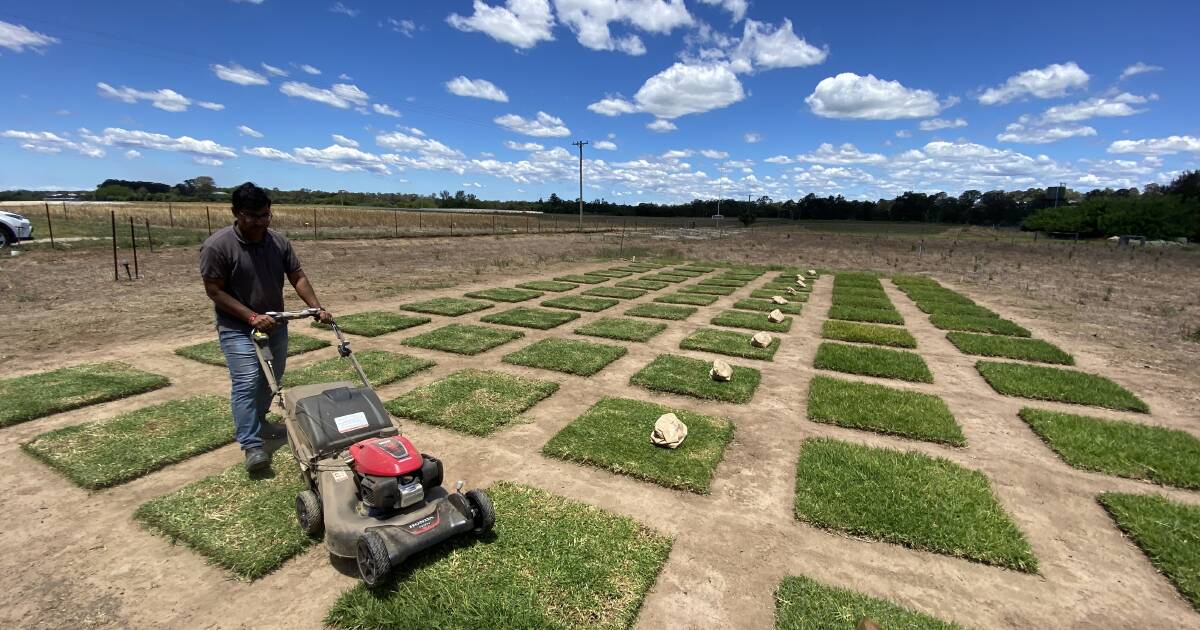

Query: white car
[0,211,34,247]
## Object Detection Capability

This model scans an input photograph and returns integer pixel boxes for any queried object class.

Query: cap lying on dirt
[751,331,773,348]
[771,295,788,305]
[768,309,786,323]
[650,412,688,449]
[710,359,733,381]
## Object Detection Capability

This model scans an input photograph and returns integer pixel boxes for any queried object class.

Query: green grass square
[325,482,672,629]
[821,320,916,348]
[775,575,964,630]
[828,305,904,326]
[401,297,494,317]
[918,302,998,319]
[481,307,580,330]
[642,273,687,283]
[385,369,557,436]
[464,287,544,303]
[680,284,736,296]
[631,354,760,404]
[1098,492,1200,610]
[541,295,620,312]
[0,362,170,428]
[697,278,746,288]
[680,328,780,361]
[655,292,719,306]
[286,350,434,388]
[543,398,734,494]
[582,286,646,300]
[976,361,1147,412]
[831,295,895,310]
[794,438,1037,572]
[616,279,669,290]
[675,265,715,273]
[930,314,1030,337]
[575,317,667,342]
[625,303,697,320]
[134,449,311,580]
[711,309,793,333]
[665,268,703,277]
[814,342,933,383]
[23,395,233,489]
[503,338,627,376]
[176,333,330,367]
[808,376,963,445]
[1020,408,1200,489]
[312,312,430,337]
[516,280,577,292]
[750,289,808,301]
[607,266,645,273]
[586,269,632,278]
[732,299,803,315]
[403,324,523,355]
[553,274,608,284]
[947,332,1073,364]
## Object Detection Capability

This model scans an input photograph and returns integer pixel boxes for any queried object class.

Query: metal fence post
[128,216,139,279]
[111,211,118,281]
[44,203,55,249]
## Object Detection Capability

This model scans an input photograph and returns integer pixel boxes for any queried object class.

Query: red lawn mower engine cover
[350,436,434,511]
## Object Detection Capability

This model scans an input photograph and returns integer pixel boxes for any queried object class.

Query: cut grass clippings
[464,287,544,303]
[503,338,627,376]
[654,292,719,306]
[680,328,779,361]
[930,313,1030,337]
[401,297,493,317]
[616,279,669,291]
[732,299,802,315]
[1020,408,1200,489]
[794,438,1037,573]
[775,575,965,630]
[553,274,608,284]
[541,295,620,312]
[575,317,667,342]
[516,280,577,292]
[286,350,434,388]
[631,354,760,404]
[325,482,672,630]
[947,332,1073,365]
[976,361,1147,412]
[581,286,647,300]
[312,312,430,337]
[403,324,523,356]
[821,320,917,349]
[808,376,963,445]
[625,303,697,321]
[544,397,734,494]
[481,307,580,330]
[828,304,904,326]
[1098,492,1200,610]
[711,309,793,333]
[23,395,233,489]
[176,334,329,367]
[0,362,170,428]
[814,342,933,383]
[385,369,558,436]
[134,448,311,580]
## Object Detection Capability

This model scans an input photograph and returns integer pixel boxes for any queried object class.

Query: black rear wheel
[0,226,14,248]
[356,531,392,587]
[295,490,323,537]
[464,489,495,534]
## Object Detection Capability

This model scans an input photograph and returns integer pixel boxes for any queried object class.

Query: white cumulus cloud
[1,130,104,158]
[373,103,402,117]
[553,0,692,56]
[0,20,59,53]
[996,123,1096,144]
[806,73,942,120]
[279,81,368,109]
[1038,93,1152,124]
[124,150,142,159]
[505,140,545,151]
[96,83,193,112]
[635,62,745,118]
[977,61,1089,105]
[744,132,762,143]
[696,0,747,22]
[494,111,571,137]
[729,18,826,73]
[796,143,886,164]
[447,0,555,49]
[238,125,264,138]
[212,63,269,86]
[700,149,728,159]
[261,63,288,77]
[331,134,359,147]
[594,140,618,150]
[330,2,360,18]
[80,127,236,159]
[587,96,640,116]
[1120,62,1163,81]
[300,64,322,75]
[1108,135,1200,156]
[445,76,509,102]
[646,119,677,132]
[919,118,968,131]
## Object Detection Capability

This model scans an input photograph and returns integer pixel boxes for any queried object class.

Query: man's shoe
[259,421,287,440]
[244,447,270,472]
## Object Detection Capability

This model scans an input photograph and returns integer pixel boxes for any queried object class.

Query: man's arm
[203,277,276,330]
[288,270,333,323]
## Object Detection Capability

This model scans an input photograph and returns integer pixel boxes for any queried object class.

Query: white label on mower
[334,411,369,433]
[332,470,348,483]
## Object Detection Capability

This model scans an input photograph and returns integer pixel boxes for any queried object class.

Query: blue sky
[2,0,1197,202]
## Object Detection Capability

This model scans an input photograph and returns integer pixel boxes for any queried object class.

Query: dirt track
[0,229,1198,629]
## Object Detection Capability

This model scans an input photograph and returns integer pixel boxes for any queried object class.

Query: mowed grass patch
[386,369,558,436]
[23,395,233,489]
[814,342,933,383]
[775,575,964,630]
[1020,408,1200,489]
[503,338,627,376]
[403,324,523,355]
[676,265,715,273]
[541,295,620,312]
[616,279,669,290]
[680,328,780,361]
[0,362,170,428]
[947,332,1073,365]
[977,361,1147,412]
[631,354,760,404]
[134,449,311,580]
[808,376,963,445]
[543,398,734,494]
[575,317,667,342]
[286,350,434,388]
[794,438,1037,572]
[666,268,704,277]
[751,289,808,301]
[325,482,672,630]
[625,303,697,321]
[762,282,811,293]
[697,278,746,288]
[917,301,997,319]
[821,320,916,349]
[176,334,329,367]
[831,295,895,310]
[655,292,719,306]
[930,313,1030,337]
[582,286,647,300]
[313,312,430,337]
[680,284,735,296]
[711,309,793,333]
[481,307,580,330]
[516,280,577,292]
[1098,492,1200,610]
[400,297,493,317]
[464,287,544,303]
[642,273,688,283]
[587,269,632,278]
[732,299,802,315]
[828,305,904,326]
[553,274,608,284]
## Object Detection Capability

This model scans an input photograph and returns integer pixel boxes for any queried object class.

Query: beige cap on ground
[650,412,688,449]
[786,287,797,295]
[751,331,773,347]
[771,295,788,305]
[710,359,733,381]
[807,268,817,276]
[796,279,807,288]
[768,309,785,323]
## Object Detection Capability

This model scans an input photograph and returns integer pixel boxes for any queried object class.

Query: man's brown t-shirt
[199,225,301,331]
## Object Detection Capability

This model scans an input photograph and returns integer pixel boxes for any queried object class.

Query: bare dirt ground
[0,226,1197,629]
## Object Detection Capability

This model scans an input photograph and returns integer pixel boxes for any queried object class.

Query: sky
[1,0,1198,203]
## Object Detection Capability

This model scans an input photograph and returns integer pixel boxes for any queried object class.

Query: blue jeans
[218,326,288,450]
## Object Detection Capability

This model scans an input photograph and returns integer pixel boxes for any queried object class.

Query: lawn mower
[251,308,494,586]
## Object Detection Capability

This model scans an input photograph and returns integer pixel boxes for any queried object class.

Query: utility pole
[572,140,588,231]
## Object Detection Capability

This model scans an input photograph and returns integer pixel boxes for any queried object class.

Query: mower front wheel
[295,490,323,537]
[465,489,495,534]
[356,531,392,587]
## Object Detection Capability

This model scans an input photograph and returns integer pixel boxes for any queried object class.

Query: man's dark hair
[231,182,272,213]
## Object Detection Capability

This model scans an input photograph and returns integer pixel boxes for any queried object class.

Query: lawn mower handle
[264,308,322,321]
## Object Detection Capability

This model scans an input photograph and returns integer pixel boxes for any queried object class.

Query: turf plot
[814,343,933,383]
[553,274,608,284]
[503,338,627,376]
[481,307,580,330]
[575,317,667,342]
[976,361,1147,412]
[582,286,647,300]
[775,575,964,630]
[385,369,558,436]
[516,280,577,292]
[821,320,916,349]
[1098,492,1200,610]
[400,297,493,317]
[655,292,719,306]
[286,350,435,388]
[541,295,620,312]
[625,303,697,320]
[946,332,1073,364]
[464,287,544,303]
[630,354,761,404]
[176,334,330,367]
[711,310,793,333]
[680,328,780,361]
[0,362,170,428]
[312,312,430,337]
[403,324,523,356]
[807,376,963,445]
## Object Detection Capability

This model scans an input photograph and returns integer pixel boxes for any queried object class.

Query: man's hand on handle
[316,307,334,325]
[249,313,277,332]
